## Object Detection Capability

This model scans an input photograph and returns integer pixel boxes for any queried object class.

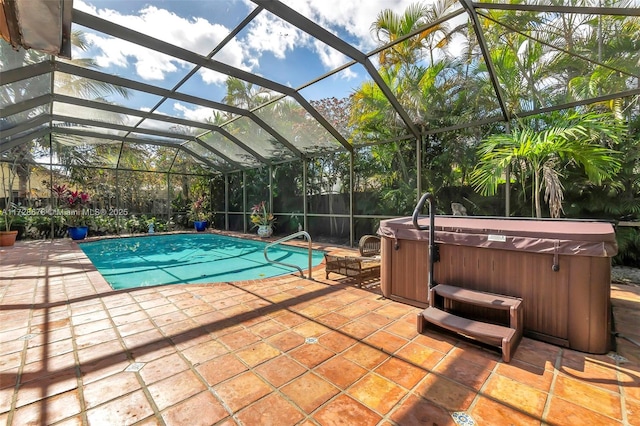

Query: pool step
[417,284,523,362]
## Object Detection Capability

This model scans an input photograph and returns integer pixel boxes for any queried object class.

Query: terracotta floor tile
[75,328,119,349]
[25,338,74,363]
[335,303,370,319]
[138,353,189,385]
[235,342,282,367]
[296,303,332,318]
[50,414,83,426]
[3,239,637,426]
[196,353,248,386]
[315,355,367,389]
[255,355,307,388]
[218,329,261,351]
[511,337,561,371]
[146,303,179,318]
[73,318,113,336]
[374,357,427,389]
[626,395,640,426]
[471,395,544,425]
[273,311,308,328]
[292,321,332,338]
[358,312,394,329]
[545,395,623,426]
[76,340,125,364]
[364,330,408,354]
[342,342,389,369]
[15,370,78,408]
[121,328,165,348]
[433,352,492,390]
[559,351,621,392]
[70,310,108,326]
[288,344,334,368]
[85,389,155,425]
[153,310,190,327]
[394,342,445,370]
[129,339,176,363]
[181,339,228,365]
[161,391,229,426]
[315,312,351,328]
[22,352,76,381]
[389,394,455,426]
[314,394,381,426]
[494,358,554,392]
[383,316,419,340]
[82,371,142,409]
[553,375,622,420]
[483,373,547,417]
[148,369,207,411]
[0,386,15,413]
[112,310,149,326]
[337,320,378,340]
[249,319,287,338]
[0,351,23,373]
[318,331,357,353]
[214,371,272,413]
[414,373,476,412]
[11,389,81,425]
[413,329,457,353]
[375,303,414,319]
[138,296,171,310]
[237,393,305,426]
[281,372,339,413]
[160,318,199,338]
[348,372,406,414]
[621,364,640,402]
[115,318,157,337]
[0,339,25,357]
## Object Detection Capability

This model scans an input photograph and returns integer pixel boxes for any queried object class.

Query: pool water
[79,233,325,290]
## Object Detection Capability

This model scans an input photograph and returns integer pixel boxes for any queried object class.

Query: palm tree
[471,111,623,218]
[1,31,130,199]
[371,0,461,68]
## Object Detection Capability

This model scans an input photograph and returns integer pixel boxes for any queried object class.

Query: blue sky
[71,0,423,124]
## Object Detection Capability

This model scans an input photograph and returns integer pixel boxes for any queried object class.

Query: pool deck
[1,234,639,425]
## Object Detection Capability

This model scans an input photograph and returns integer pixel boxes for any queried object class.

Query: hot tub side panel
[384,239,430,308]
[381,237,612,353]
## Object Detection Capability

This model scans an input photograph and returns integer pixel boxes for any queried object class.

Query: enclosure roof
[1,0,640,174]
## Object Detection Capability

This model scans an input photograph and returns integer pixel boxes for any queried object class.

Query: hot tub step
[432,284,522,310]
[430,284,524,336]
[418,306,518,362]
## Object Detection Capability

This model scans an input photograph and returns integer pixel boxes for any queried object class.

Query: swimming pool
[79,233,325,290]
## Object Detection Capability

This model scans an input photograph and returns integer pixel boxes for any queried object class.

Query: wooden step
[432,284,521,310]
[418,306,518,362]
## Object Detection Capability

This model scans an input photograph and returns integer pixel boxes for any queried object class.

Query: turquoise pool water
[79,233,325,290]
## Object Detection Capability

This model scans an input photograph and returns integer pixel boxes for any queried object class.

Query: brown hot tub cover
[378,216,617,257]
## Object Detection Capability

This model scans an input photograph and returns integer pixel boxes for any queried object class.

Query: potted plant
[190,195,209,232]
[250,200,275,238]
[53,184,91,240]
[0,203,19,246]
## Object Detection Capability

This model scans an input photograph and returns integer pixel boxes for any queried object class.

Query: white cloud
[244,11,308,60]
[279,0,422,51]
[173,102,216,123]
[75,0,250,82]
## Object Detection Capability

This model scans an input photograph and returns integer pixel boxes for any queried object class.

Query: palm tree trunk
[534,168,542,218]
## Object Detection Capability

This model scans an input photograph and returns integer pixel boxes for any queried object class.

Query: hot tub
[378,216,618,354]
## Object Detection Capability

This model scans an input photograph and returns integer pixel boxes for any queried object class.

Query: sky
[72,0,427,125]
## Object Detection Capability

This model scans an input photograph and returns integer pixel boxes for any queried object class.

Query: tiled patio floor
[1,236,639,425]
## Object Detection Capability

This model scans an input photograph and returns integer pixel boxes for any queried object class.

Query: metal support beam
[459,0,510,122]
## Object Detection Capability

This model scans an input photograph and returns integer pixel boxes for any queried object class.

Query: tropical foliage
[1,1,638,263]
